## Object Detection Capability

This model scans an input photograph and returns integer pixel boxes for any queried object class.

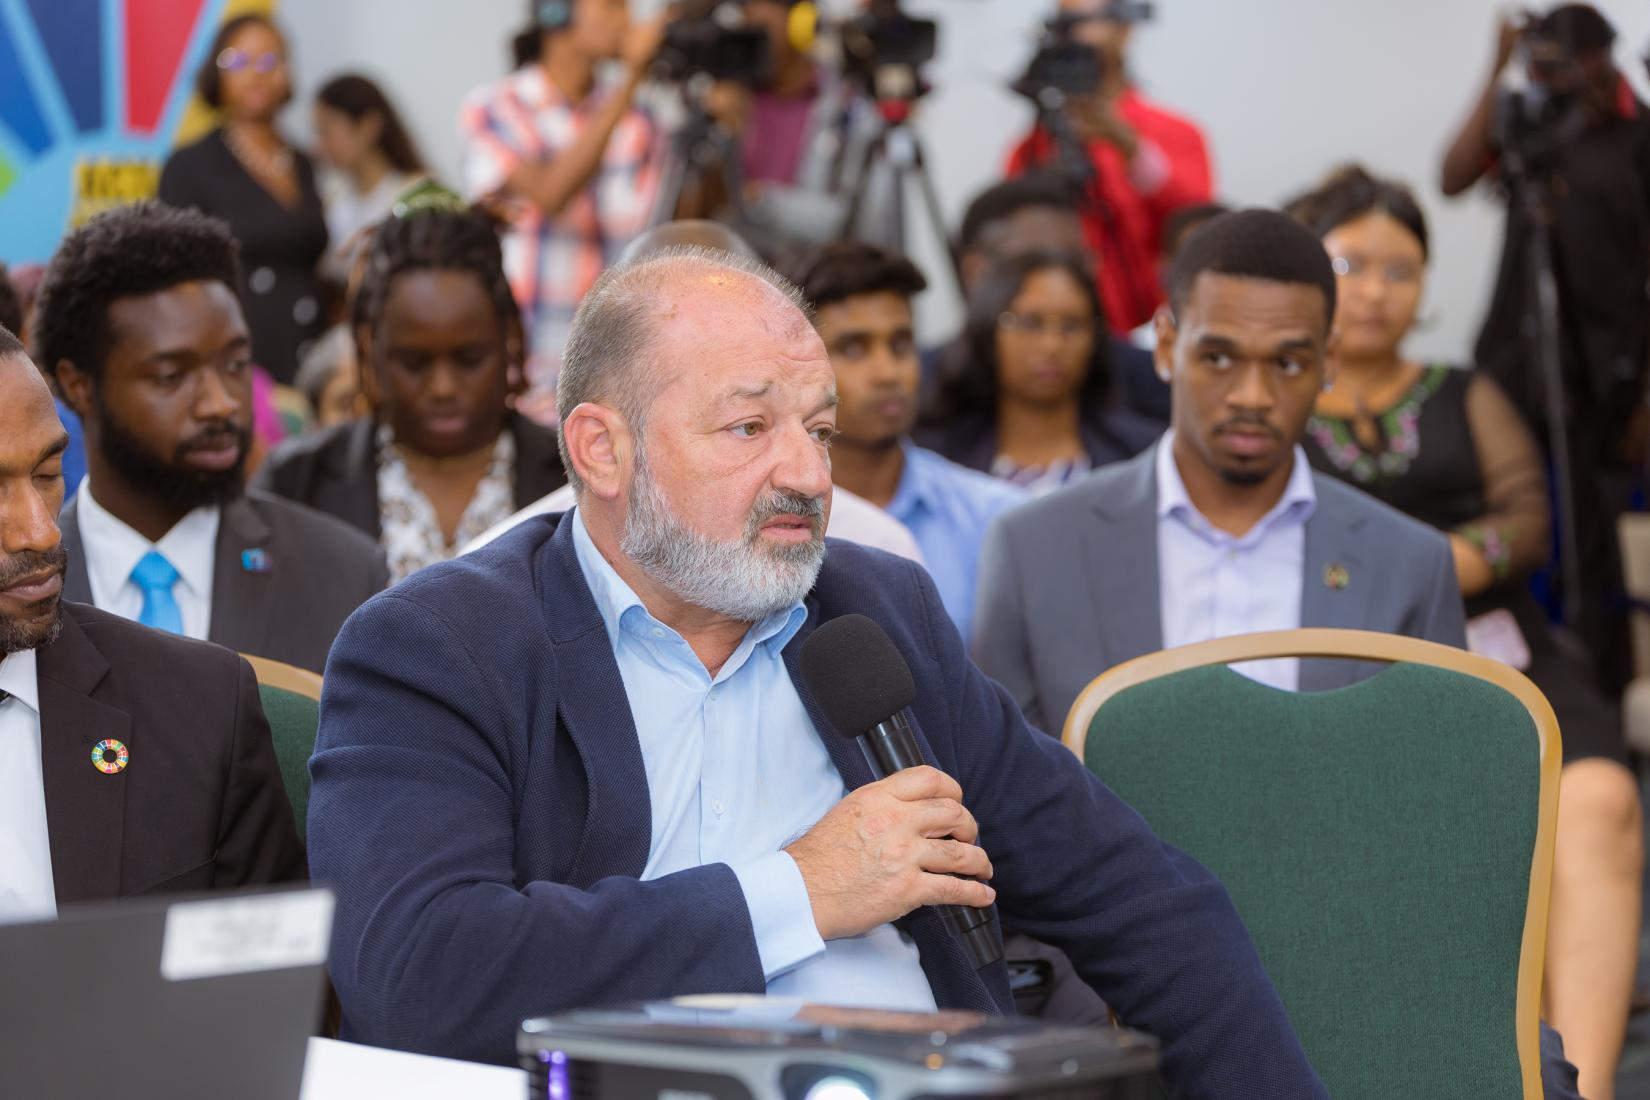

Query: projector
[518,997,1161,1100]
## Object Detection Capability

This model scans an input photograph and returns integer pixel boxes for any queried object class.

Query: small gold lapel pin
[1323,563,1351,591]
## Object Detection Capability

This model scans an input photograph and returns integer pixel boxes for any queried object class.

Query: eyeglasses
[1330,255,1422,285]
[216,48,284,74]
[998,312,1096,340]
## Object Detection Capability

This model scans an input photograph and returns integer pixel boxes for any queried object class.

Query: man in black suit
[254,195,566,581]
[32,201,387,675]
[0,330,303,922]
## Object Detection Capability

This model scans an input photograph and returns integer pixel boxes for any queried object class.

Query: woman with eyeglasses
[919,250,1157,495]
[1291,163,1641,1100]
[159,14,328,387]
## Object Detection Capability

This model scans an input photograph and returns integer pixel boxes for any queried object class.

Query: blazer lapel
[511,414,568,508]
[207,497,277,659]
[538,515,653,888]
[1299,476,1371,691]
[328,419,382,537]
[36,607,131,904]
[57,494,93,605]
[1085,449,1163,668]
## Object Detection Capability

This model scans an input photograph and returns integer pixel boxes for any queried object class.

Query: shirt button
[711,800,726,816]
[652,628,664,638]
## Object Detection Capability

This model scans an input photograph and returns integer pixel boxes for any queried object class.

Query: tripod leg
[906,133,965,290]
[838,128,887,242]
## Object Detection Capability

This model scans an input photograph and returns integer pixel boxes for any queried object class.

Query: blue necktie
[130,550,183,635]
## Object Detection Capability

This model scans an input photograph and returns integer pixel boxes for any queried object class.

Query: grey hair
[555,245,813,493]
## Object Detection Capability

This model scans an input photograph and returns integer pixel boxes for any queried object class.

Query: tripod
[1503,144,1586,627]
[836,99,963,288]
[650,84,752,233]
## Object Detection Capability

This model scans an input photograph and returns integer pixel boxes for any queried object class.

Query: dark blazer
[251,414,567,541]
[975,445,1467,734]
[158,129,329,385]
[59,490,388,675]
[307,512,1326,1097]
[40,602,305,905]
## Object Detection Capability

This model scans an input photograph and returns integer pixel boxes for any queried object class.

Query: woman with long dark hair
[159,13,327,385]
[1291,163,1641,1100]
[918,249,1157,493]
[313,73,427,279]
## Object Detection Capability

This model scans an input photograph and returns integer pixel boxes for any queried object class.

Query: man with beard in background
[32,202,387,674]
[0,332,302,920]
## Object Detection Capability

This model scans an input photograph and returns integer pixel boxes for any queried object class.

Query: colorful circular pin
[1323,563,1351,591]
[90,739,129,775]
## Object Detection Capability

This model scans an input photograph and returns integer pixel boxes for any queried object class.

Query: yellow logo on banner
[69,157,161,228]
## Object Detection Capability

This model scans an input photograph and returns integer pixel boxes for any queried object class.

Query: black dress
[1303,364,1623,765]
[158,128,329,385]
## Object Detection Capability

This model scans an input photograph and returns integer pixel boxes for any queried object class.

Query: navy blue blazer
[308,511,1325,1097]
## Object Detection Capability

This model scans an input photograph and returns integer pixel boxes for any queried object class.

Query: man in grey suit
[973,208,1584,1100]
[975,209,1464,735]
[33,201,386,675]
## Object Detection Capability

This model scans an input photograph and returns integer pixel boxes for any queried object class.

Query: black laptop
[0,886,334,1099]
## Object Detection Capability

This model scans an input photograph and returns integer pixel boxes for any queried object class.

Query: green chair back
[1068,632,1556,1100]
[243,655,325,842]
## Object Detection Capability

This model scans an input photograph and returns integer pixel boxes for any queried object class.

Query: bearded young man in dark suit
[0,334,303,922]
[307,246,1328,1097]
[34,201,387,675]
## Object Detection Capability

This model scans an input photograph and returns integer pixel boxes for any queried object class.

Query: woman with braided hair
[255,185,566,581]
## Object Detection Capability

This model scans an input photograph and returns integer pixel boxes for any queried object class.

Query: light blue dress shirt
[1156,431,1317,691]
[570,509,937,1010]
[885,443,1027,645]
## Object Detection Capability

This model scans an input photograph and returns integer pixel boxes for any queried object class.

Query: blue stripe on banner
[23,0,103,134]
[0,0,53,153]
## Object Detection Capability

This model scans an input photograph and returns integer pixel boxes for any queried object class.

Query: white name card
[160,889,335,982]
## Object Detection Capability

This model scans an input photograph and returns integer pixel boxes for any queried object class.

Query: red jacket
[1009,89,1213,333]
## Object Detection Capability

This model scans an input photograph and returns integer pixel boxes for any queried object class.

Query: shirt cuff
[730,851,826,982]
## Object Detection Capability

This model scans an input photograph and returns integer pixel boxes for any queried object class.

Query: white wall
[281,0,1650,359]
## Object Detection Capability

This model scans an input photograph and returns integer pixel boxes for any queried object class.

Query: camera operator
[459,0,668,420]
[1440,4,1650,692]
[1007,0,1213,335]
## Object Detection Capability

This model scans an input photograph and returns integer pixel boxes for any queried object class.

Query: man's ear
[1151,306,1177,384]
[561,401,632,501]
[1321,327,1341,393]
[54,359,94,421]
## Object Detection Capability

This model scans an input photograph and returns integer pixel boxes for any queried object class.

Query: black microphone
[798,614,1003,971]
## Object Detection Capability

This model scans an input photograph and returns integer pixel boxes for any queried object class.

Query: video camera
[1013,2,1154,105]
[1495,23,1591,180]
[831,0,939,105]
[653,1,772,85]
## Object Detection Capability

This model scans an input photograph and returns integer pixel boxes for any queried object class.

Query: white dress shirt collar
[0,646,40,715]
[1155,429,1317,540]
[75,477,221,638]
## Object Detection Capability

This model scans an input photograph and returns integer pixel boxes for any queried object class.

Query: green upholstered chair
[1062,628,1559,1100]
[244,654,324,841]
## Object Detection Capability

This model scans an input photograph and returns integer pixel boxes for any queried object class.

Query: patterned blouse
[376,424,517,582]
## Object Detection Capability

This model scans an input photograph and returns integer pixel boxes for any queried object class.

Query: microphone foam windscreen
[798,614,918,739]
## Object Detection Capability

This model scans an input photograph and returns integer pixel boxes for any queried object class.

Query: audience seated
[0,334,304,922]
[953,177,1169,425]
[32,202,387,675]
[918,249,1158,494]
[254,188,566,582]
[1290,164,1643,1100]
[307,245,1326,1095]
[159,13,328,385]
[784,242,1024,641]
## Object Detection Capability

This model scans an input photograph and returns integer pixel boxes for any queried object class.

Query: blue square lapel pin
[241,548,272,575]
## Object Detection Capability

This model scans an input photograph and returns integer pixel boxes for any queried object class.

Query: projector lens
[802,1076,873,1100]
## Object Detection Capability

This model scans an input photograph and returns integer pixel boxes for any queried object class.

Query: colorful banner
[0,0,274,265]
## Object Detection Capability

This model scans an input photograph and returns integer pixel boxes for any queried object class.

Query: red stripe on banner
[126,0,209,134]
